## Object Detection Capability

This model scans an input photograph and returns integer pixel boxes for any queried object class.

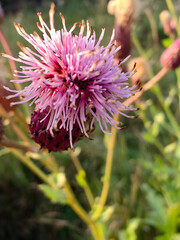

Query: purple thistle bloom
[3,4,136,150]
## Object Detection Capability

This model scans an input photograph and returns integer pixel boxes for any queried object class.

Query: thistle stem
[124,68,169,106]
[11,149,103,240]
[93,67,169,221]
[132,32,180,136]
[92,113,118,221]
[68,149,94,209]
[0,137,38,152]
[11,149,57,189]
[145,8,159,48]
[175,68,180,108]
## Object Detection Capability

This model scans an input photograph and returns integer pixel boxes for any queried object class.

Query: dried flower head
[160,38,180,70]
[159,10,171,24]
[107,0,140,26]
[3,4,135,150]
[0,117,4,141]
[128,57,149,85]
[114,24,131,60]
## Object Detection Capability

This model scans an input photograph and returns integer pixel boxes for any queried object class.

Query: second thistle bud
[160,38,180,70]
[128,57,149,86]
[159,10,176,37]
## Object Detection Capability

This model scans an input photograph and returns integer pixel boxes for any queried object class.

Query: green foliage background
[0,0,180,239]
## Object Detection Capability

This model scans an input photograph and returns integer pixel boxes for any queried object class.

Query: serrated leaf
[39,184,67,204]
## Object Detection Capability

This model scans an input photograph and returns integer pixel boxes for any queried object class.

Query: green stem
[132,31,180,137]
[68,149,94,209]
[11,149,103,240]
[153,85,180,136]
[11,149,57,189]
[166,0,180,37]
[175,68,180,107]
[92,113,118,221]
[132,32,146,59]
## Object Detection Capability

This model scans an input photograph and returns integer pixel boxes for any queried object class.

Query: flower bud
[160,38,180,70]
[107,0,140,26]
[159,10,176,37]
[159,10,171,24]
[114,24,131,60]
[128,57,149,85]
[29,108,94,152]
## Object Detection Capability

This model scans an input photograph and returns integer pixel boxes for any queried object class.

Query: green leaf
[143,133,154,143]
[162,38,173,48]
[118,218,141,240]
[76,170,86,187]
[39,184,67,204]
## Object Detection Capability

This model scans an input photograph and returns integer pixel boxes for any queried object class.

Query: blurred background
[0,0,180,239]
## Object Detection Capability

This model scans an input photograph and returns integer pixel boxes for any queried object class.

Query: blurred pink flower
[161,38,180,70]
[3,4,135,150]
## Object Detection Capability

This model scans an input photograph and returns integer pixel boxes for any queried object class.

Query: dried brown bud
[0,117,4,141]
[160,38,180,70]
[107,0,140,26]
[128,57,149,85]
[114,24,131,60]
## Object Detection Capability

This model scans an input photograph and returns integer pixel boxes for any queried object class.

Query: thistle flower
[3,4,135,151]
[160,38,180,70]
[29,107,94,151]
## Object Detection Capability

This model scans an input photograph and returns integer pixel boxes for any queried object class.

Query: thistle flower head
[29,107,94,152]
[3,4,136,150]
[160,38,180,70]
